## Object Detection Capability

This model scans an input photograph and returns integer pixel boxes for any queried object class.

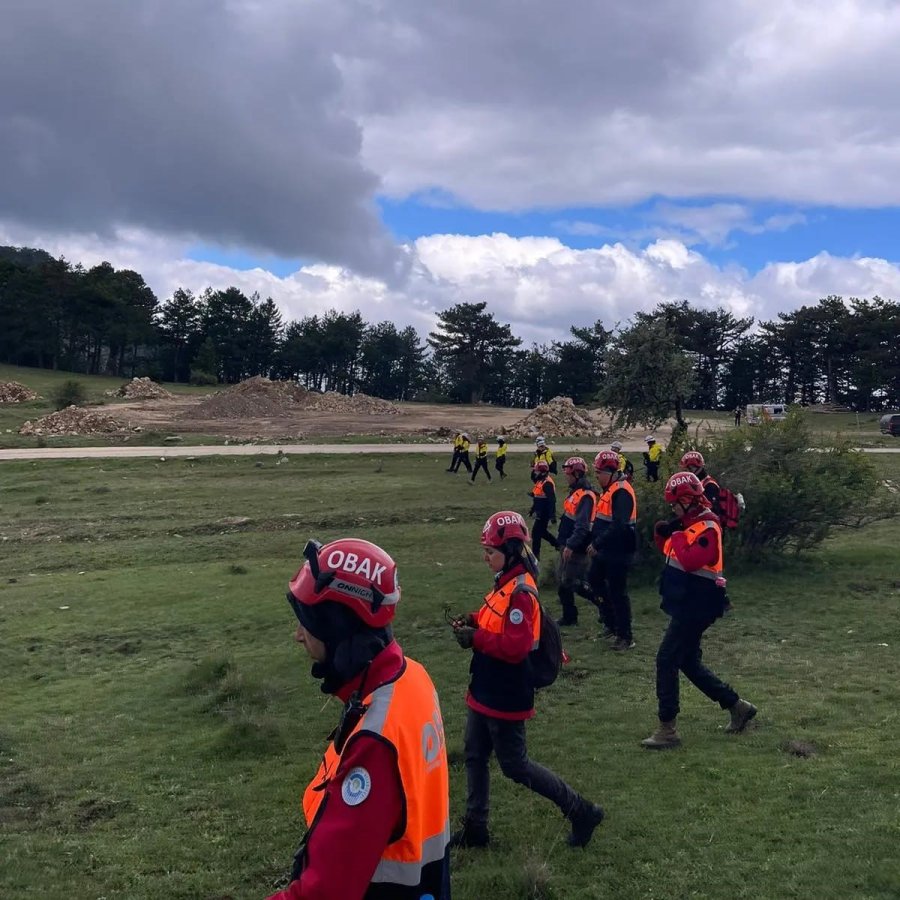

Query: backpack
[718,487,742,529]
[529,601,563,689]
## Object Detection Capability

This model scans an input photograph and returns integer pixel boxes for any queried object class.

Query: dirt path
[1,443,897,461]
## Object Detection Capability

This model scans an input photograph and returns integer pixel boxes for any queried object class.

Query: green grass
[1,448,899,898]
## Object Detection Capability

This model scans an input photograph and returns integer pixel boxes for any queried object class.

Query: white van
[746,403,787,425]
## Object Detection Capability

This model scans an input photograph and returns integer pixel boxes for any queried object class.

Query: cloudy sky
[3,0,900,343]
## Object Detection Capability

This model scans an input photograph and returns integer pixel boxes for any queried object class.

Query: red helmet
[594,450,620,472]
[563,456,587,476]
[533,460,550,474]
[664,472,706,505]
[288,538,400,628]
[481,510,530,547]
[680,451,705,469]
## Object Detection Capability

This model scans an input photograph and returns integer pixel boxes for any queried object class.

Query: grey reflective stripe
[666,557,719,580]
[595,512,613,522]
[371,819,451,886]
[360,682,396,736]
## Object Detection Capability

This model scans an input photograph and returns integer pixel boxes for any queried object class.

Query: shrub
[52,379,87,410]
[639,409,890,558]
[189,370,218,386]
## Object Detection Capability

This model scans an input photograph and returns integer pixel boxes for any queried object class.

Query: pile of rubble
[501,396,602,439]
[300,391,400,415]
[19,406,134,436]
[0,381,39,402]
[182,376,309,419]
[107,377,174,400]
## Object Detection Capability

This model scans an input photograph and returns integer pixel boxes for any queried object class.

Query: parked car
[746,403,788,425]
[879,413,900,436]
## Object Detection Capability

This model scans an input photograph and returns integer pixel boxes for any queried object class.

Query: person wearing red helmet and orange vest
[528,460,558,559]
[641,474,757,750]
[555,457,598,627]
[588,450,638,651]
[271,538,451,899]
[448,511,604,851]
[680,450,721,514]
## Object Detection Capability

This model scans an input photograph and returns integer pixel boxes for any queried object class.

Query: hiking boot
[556,616,578,627]
[600,626,616,639]
[448,820,490,849]
[725,699,757,733]
[567,802,605,848]
[641,720,681,750]
[612,638,635,651]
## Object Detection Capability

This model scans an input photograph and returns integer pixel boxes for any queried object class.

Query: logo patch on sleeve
[341,767,372,806]
[509,608,524,625]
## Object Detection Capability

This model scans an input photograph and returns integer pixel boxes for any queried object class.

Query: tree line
[1,245,898,411]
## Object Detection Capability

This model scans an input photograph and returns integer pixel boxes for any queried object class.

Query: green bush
[52,379,87,410]
[638,410,890,558]
[189,370,218,386]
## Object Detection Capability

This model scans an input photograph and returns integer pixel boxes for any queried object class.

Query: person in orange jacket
[448,511,604,851]
[270,538,451,899]
[641,474,757,750]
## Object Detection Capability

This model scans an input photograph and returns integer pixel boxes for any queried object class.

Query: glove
[454,626,476,649]
[655,518,683,538]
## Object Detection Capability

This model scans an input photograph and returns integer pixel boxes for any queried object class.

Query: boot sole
[640,740,682,750]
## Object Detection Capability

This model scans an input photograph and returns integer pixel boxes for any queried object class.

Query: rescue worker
[610,440,634,481]
[555,457,597,627]
[588,451,637,651]
[527,460,558,559]
[641,473,757,750]
[733,407,742,427]
[531,436,557,474]
[446,431,463,472]
[271,538,451,899]
[642,435,664,482]
[452,433,472,474]
[471,438,492,483]
[449,511,605,850]
[494,436,508,479]
[680,450,720,515]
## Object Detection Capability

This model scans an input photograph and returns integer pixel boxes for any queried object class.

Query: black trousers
[447,449,459,471]
[471,458,491,481]
[556,552,595,622]
[464,708,581,827]
[655,616,739,721]
[645,462,660,482]
[588,559,632,640]
[495,457,506,478]
[453,452,472,473]
[530,517,557,559]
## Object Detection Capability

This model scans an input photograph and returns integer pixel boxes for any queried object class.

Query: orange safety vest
[303,660,450,890]
[663,519,723,580]
[594,478,637,524]
[563,487,597,521]
[476,573,540,649]
[531,475,555,498]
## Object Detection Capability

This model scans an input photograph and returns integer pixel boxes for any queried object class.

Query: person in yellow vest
[610,440,634,481]
[641,474,757,750]
[446,431,463,472]
[531,436,557,474]
[555,457,598,627]
[453,432,473,474]
[588,451,638,651]
[527,461,558,559]
[642,435,664,482]
[448,511,604,850]
[470,437,492,483]
[494,436,508,479]
[271,538,451,899]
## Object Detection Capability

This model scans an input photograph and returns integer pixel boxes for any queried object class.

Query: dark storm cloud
[0,0,399,275]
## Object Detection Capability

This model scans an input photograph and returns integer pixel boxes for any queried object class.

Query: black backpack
[528,598,563,689]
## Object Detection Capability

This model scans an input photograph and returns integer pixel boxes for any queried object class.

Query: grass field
[2,452,899,899]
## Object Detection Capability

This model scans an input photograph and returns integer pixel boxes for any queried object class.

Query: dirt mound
[502,396,602,438]
[300,391,400,415]
[0,381,39,402]
[108,377,174,400]
[19,406,134,436]
[182,376,309,419]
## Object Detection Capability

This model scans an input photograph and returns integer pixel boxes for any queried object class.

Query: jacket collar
[334,640,404,703]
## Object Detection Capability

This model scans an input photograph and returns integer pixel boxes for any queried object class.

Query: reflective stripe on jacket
[303,660,450,895]
[594,478,637,524]
[663,519,723,580]
[563,487,596,520]
[531,476,555,499]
